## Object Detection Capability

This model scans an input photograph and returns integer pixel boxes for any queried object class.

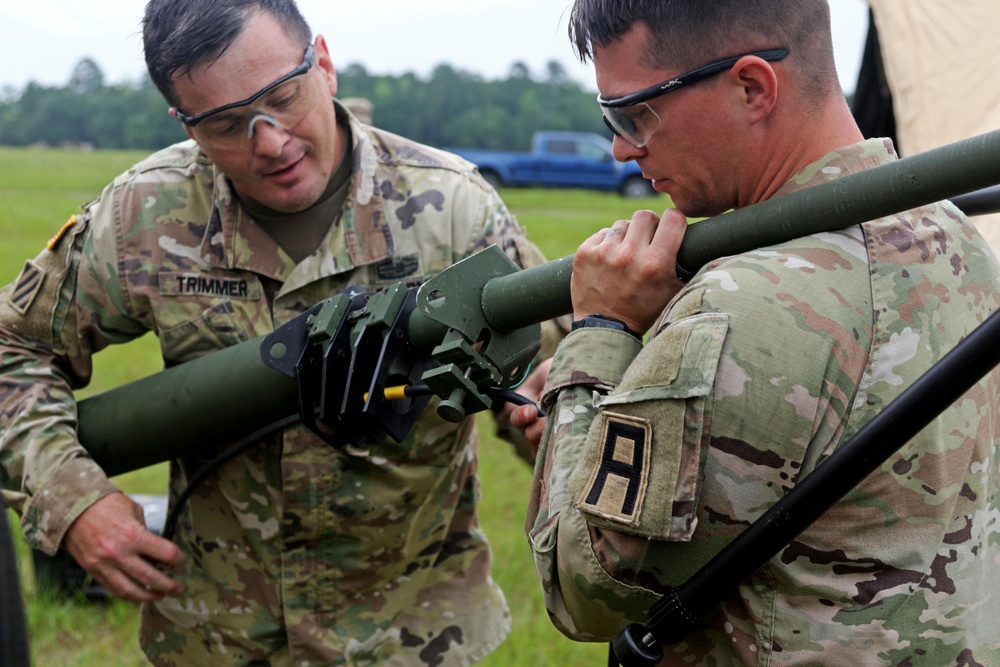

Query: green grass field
[0,146,670,666]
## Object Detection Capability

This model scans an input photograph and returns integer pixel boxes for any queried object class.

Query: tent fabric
[865,0,1000,251]
[866,0,1000,156]
[851,9,897,145]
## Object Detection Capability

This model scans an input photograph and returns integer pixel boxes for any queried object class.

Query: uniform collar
[772,138,898,199]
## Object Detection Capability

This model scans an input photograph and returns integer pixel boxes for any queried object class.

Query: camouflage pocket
[528,509,662,640]
[572,312,729,541]
[159,300,262,363]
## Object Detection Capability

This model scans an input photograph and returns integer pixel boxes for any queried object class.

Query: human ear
[312,34,339,97]
[729,56,778,124]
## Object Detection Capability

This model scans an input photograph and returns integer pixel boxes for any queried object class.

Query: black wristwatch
[571,314,643,341]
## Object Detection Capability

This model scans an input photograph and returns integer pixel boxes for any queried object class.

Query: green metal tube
[76,129,1000,475]
[480,128,1000,329]
[674,130,1000,278]
[77,336,298,477]
[480,255,574,334]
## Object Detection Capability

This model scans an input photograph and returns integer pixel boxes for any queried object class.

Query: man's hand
[571,208,689,334]
[63,492,185,602]
[509,357,552,459]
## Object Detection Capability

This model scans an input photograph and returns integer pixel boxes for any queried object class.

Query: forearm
[0,330,118,554]
[526,328,659,639]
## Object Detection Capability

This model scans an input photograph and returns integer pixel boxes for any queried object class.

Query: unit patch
[9,260,46,315]
[159,272,262,300]
[576,412,651,527]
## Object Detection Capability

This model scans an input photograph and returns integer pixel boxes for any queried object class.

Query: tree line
[0,57,608,152]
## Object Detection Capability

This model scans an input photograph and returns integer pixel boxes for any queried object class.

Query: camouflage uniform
[0,101,553,666]
[527,139,1000,665]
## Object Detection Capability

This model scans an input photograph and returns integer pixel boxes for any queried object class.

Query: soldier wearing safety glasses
[512,0,1000,664]
[0,0,561,664]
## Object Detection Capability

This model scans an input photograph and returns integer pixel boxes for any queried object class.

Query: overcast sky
[0,0,871,94]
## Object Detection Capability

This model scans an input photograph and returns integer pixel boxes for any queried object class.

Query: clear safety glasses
[172,44,318,149]
[598,48,789,148]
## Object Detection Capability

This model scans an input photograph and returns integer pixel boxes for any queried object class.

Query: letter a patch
[576,412,651,527]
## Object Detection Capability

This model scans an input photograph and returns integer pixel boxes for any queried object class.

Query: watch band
[571,314,643,341]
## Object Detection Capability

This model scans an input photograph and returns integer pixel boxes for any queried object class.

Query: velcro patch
[159,272,261,300]
[9,260,46,315]
[576,412,651,527]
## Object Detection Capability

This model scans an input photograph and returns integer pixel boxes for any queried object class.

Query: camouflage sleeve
[525,290,728,640]
[0,185,149,555]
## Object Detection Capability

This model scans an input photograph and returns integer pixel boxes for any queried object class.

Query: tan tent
[863,0,1000,251]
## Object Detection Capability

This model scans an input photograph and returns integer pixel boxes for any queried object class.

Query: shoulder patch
[576,412,652,527]
[9,260,46,315]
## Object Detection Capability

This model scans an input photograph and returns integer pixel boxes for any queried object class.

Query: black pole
[950,184,1000,217]
[612,307,1000,665]
[0,497,31,667]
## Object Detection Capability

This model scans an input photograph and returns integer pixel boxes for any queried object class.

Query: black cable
[389,382,546,416]
[485,386,547,417]
[161,414,300,542]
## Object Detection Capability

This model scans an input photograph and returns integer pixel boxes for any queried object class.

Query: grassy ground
[0,146,669,665]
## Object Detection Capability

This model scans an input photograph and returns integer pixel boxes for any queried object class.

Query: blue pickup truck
[449,131,657,198]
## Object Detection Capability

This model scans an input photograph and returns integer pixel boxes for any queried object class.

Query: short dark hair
[568,0,839,99]
[142,0,312,107]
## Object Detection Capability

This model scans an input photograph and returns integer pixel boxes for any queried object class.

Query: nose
[611,134,647,163]
[248,113,290,157]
